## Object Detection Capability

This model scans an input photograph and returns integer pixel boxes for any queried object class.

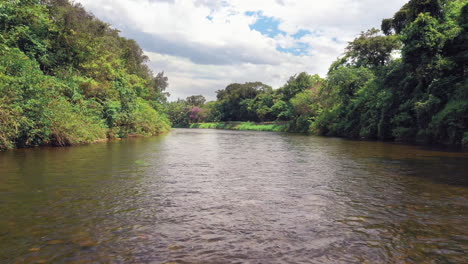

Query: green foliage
[190,122,233,129]
[314,66,378,138]
[234,122,288,132]
[190,122,288,132]
[309,0,468,146]
[0,0,170,149]
[0,48,57,148]
[0,99,26,149]
[200,101,222,123]
[429,99,468,145]
[271,100,293,121]
[181,0,467,147]
[401,13,445,72]
[290,90,319,132]
[45,98,107,146]
[179,72,325,133]
[345,28,401,68]
[125,98,170,136]
[215,82,272,121]
[277,72,322,101]
[248,93,275,121]
[381,0,444,35]
[165,99,190,127]
[186,95,206,107]
[6,0,462,148]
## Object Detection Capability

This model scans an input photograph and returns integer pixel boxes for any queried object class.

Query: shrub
[46,98,107,146]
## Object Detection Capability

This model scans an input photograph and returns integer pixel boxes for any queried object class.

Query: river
[1,129,467,263]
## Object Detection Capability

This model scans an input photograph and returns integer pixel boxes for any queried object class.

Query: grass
[189,122,288,132]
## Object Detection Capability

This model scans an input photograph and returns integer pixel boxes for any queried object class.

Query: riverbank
[0,130,170,151]
[189,122,288,132]
[188,122,468,150]
[0,1,172,151]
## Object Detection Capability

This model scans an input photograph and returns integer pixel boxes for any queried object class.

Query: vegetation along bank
[0,0,170,150]
[1,0,467,149]
[168,0,468,147]
[189,122,288,132]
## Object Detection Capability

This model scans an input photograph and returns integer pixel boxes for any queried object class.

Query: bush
[126,98,170,136]
[429,100,468,145]
[0,101,26,149]
[46,98,107,146]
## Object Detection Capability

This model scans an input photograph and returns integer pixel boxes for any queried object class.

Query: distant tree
[200,101,222,122]
[186,95,206,107]
[277,72,322,101]
[271,100,293,121]
[165,99,190,127]
[150,72,169,103]
[249,92,275,121]
[216,82,272,121]
[189,107,202,123]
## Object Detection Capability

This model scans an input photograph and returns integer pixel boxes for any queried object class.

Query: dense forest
[0,0,170,149]
[1,0,467,149]
[169,0,468,146]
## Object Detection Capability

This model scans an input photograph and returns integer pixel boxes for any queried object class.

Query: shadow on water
[283,133,468,186]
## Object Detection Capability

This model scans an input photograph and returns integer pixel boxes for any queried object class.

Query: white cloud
[146,51,315,101]
[76,0,407,100]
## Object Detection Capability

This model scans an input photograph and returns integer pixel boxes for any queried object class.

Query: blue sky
[247,11,286,38]
[247,11,310,55]
[77,0,408,100]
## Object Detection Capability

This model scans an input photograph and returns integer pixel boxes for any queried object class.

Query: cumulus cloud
[76,0,407,100]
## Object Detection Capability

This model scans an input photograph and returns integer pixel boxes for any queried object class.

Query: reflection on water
[0,129,467,263]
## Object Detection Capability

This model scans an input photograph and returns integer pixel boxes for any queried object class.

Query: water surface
[1,129,467,263]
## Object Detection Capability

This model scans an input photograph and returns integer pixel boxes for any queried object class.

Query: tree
[345,28,401,68]
[381,0,443,35]
[277,72,322,101]
[165,99,190,127]
[216,82,272,121]
[0,0,171,149]
[249,92,275,121]
[186,95,206,107]
[188,107,203,123]
[149,72,169,103]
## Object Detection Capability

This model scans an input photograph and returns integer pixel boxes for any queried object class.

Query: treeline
[169,0,468,146]
[0,0,170,149]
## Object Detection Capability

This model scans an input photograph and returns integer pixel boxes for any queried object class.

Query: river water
[0,129,467,263]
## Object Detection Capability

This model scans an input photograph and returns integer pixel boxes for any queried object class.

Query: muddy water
[0,129,467,263]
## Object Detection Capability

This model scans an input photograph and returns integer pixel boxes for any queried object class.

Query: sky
[75,0,408,101]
